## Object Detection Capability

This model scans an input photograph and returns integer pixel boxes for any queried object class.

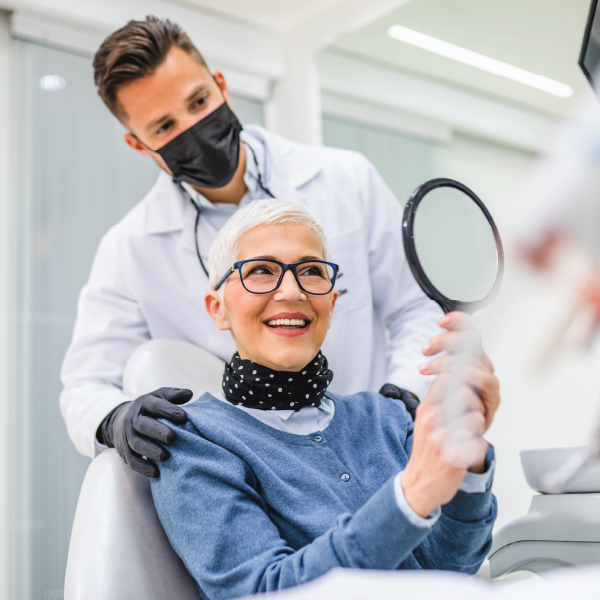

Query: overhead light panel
[388,25,573,98]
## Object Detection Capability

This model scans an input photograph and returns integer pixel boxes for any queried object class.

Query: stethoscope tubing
[179,140,275,279]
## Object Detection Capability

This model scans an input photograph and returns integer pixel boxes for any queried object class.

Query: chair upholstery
[122,338,226,402]
[64,339,225,600]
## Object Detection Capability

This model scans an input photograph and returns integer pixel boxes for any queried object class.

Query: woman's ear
[327,289,338,330]
[205,291,231,330]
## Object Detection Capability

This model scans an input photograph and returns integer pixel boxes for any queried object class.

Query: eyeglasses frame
[214,258,340,295]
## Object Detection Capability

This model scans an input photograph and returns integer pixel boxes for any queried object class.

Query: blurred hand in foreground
[401,312,500,518]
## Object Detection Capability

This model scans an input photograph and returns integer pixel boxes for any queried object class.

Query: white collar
[214,391,334,421]
[271,396,335,421]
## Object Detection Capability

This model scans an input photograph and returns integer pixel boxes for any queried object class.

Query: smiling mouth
[265,318,310,330]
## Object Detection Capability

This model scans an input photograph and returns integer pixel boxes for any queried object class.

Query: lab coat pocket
[328,228,371,318]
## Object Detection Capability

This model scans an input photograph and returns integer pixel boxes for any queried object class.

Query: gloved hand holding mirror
[402,178,504,469]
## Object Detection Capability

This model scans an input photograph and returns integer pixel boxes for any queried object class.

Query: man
[60,16,442,477]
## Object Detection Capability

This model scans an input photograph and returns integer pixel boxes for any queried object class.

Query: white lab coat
[60,126,442,458]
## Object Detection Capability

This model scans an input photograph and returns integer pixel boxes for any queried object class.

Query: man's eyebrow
[145,84,210,133]
[185,83,209,103]
[145,113,172,133]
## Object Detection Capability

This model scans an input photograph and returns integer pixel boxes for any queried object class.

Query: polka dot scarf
[222,351,333,411]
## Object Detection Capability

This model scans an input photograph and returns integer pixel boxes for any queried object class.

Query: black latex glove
[379,383,420,421]
[99,387,192,478]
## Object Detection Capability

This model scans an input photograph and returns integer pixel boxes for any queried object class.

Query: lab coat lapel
[244,125,322,204]
[144,171,187,235]
[144,170,218,257]
[267,174,305,203]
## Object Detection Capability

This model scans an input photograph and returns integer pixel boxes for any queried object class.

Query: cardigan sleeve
[411,446,497,574]
[151,420,434,600]
[401,418,496,574]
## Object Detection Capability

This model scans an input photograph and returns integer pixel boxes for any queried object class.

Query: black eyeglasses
[214,259,339,295]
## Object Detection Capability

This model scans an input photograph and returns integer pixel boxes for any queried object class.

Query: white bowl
[520,447,600,494]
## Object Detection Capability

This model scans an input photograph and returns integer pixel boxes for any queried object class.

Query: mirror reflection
[413,186,498,303]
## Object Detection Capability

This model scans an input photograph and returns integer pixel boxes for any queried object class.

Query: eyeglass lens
[240,260,335,294]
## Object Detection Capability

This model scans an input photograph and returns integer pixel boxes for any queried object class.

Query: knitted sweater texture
[151,391,497,600]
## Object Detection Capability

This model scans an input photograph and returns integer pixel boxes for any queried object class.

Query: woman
[151,200,499,599]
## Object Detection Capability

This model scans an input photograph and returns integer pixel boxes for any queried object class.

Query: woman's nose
[274,270,306,301]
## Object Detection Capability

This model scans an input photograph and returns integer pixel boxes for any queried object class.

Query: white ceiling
[332,0,594,117]
[164,0,351,33]
[166,0,596,117]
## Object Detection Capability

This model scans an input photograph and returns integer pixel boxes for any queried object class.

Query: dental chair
[489,447,600,578]
[64,339,225,600]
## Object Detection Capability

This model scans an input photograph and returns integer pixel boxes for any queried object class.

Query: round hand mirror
[402,178,504,314]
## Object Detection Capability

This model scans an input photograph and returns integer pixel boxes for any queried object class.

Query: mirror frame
[402,177,505,314]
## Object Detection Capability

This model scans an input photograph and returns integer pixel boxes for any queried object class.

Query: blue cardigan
[151,391,497,600]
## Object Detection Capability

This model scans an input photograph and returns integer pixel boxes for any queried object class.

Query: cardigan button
[341,473,350,482]
[313,435,323,443]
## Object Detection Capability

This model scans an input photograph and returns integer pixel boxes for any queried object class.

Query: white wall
[482,256,600,531]
[448,134,538,242]
[0,10,10,600]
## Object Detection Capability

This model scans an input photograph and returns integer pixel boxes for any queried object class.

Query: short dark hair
[93,15,208,121]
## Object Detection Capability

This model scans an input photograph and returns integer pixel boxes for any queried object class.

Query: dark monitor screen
[580,0,600,89]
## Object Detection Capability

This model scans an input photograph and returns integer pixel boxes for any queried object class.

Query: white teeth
[266,318,306,327]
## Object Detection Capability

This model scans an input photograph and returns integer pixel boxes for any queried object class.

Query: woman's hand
[401,312,500,518]
[401,388,471,518]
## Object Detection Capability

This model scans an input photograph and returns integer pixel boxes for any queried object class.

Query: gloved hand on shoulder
[99,387,192,478]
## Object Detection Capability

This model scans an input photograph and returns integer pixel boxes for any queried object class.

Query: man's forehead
[117,49,213,130]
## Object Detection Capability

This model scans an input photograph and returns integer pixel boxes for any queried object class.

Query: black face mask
[157,102,243,189]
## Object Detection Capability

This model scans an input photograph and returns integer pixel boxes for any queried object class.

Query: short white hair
[208,199,332,290]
